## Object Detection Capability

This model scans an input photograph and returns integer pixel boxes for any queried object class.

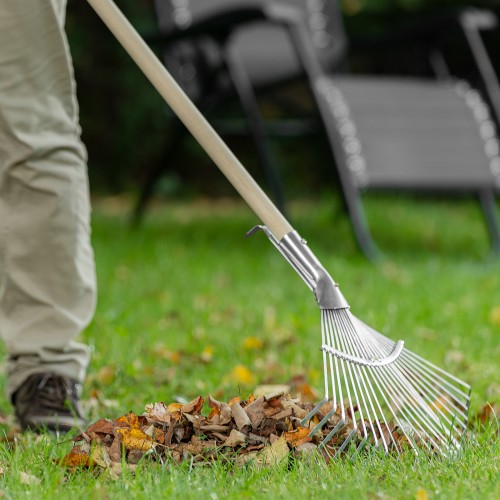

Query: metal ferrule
[247,226,349,310]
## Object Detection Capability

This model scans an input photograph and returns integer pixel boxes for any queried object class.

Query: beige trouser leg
[0,0,96,400]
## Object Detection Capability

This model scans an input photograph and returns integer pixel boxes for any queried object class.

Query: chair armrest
[460,8,498,31]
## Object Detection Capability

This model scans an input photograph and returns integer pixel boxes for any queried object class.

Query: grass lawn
[0,194,499,498]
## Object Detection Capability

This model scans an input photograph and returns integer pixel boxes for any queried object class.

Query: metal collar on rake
[246,226,348,310]
[247,226,404,368]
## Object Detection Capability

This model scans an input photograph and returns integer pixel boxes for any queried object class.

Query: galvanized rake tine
[333,311,393,452]
[348,326,450,454]
[336,311,407,454]
[354,317,470,437]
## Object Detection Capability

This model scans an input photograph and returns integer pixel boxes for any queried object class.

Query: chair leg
[224,45,288,216]
[479,189,500,255]
[131,119,186,226]
[340,185,380,261]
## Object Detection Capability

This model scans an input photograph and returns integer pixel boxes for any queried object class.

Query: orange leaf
[116,412,140,429]
[227,396,241,406]
[59,446,91,469]
[284,427,312,448]
[167,403,183,413]
[181,396,204,414]
[116,427,153,451]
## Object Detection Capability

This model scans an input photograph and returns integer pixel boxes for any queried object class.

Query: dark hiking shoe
[13,373,86,433]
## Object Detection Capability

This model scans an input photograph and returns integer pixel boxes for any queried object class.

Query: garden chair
[271,3,500,259]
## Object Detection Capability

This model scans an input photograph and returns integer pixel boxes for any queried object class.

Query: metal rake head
[249,226,471,457]
[302,308,470,457]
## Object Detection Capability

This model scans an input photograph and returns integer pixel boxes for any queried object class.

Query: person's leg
[0,0,96,411]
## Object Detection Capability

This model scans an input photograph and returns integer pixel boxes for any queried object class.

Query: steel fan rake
[87,0,472,458]
[250,226,471,457]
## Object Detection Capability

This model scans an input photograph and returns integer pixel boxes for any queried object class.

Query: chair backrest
[152,0,348,89]
[318,76,500,191]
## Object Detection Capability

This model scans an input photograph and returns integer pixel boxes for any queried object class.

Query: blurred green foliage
[66,0,500,195]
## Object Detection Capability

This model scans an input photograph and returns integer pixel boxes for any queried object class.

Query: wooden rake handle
[86,0,293,240]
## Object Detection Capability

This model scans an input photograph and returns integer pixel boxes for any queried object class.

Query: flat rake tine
[310,407,340,437]
[318,418,346,448]
[301,398,329,428]
[332,428,358,458]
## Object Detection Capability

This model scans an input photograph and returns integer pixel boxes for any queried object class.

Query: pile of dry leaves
[60,391,366,474]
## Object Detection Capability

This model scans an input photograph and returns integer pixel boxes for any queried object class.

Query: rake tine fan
[250,226,471,456]
[87,0,471,457]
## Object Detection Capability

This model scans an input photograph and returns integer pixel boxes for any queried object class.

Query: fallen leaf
[146,402,172,423]
[86,418,116,436]
[242,337,264,350]
[224,429,247,448]
[256,435,289,467]
[181,396,204,414]
[476,402,499,424]
[59,446,91,469]
[116,428,153,451]
[19,472,40,485]
[231,402,252,431]
[228,365,255,385]
[294,442,317,456]
[244,397,266,429]
[90,442,111,469]
[284,427,312,448]
[415,488,428,500]
[253,385,291,399]
[108,434,123,463]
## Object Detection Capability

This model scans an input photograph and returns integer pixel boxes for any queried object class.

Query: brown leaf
[219,404,233,425]
[273,407,294,420]
[223,429,247,448]
[281,400,309,420]
[231,402,252,431]
[86,418,116,436]
[244,397,266,429]
[476,402,499,424]
[146,402,173,423]
[108,434,123,463]
[235,451,259,467]
[90,442,111,469]
[144,424,166,444]
[294,442,317,456]
[256,435,289,467]
[181,396,204,415]
[199,423,230,433]
[284,427,312,448]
